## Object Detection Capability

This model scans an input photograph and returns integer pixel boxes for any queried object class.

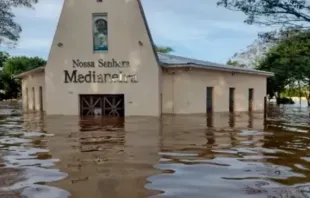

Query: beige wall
[21,71,46,112]
[162,68,267,114]
[45,0,160,116]
[20,0,269,116]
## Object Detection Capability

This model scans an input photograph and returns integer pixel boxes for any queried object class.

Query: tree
[227,37,270,69]
[0,72,20,99]
[226,59,247,67]
[3,56,46,75]
[256,30,310,106]
[155,45,174,54]
[216,0,310,51]
[217,0,310,28]
[0,0,38,46]
[0,55,46,99]
[0,51,10,68]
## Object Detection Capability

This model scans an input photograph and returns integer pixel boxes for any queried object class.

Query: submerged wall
[21,71,46,112]
[162,68,267,114]
[45,0,161,116]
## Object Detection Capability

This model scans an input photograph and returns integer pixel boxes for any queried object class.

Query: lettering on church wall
[72,59,130,68]
[64,59,138,83]
[63,13,138,84]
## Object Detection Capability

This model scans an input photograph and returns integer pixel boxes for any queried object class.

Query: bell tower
[45,0,161,116]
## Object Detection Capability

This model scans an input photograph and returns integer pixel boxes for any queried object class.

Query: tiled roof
[157,53,273,77]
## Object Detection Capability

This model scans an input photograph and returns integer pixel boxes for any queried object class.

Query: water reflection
[248,112,253,129]
[79,116,125,152]
[43,115,161,198]
[229,113,235,128]
[0,105,310,198]
[206,113,213,128]
[0,113,69,197]
[147,108,310,198]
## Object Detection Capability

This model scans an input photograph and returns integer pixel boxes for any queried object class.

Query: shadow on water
[0,103,310,197]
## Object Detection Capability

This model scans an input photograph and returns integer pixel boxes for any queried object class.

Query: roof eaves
[14,66,45,79]
[161,63,274,77]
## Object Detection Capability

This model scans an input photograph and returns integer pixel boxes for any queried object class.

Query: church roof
[14,52,273,78]
[14,66,45,78]
[137,0,273,77]
[15,0,273,78]
[157,53,273,76]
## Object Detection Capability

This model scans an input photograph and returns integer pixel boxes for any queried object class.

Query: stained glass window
[92,13,108,52]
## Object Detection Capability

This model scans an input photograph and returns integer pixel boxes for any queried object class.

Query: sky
[0,0,271,64]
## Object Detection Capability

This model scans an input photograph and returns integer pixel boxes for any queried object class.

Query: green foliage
[277,97,295,104]
[227,37,269,69]
[226,59,247,67]
[3,56,46,75]
[0,0,38,46]
[258,27,305,44]
[217,0,310,27]
[0,72,20,99]
[155,45,173,54]
[0,52,9,68]
[217,0,310,68]
[256,30,310,105]
[0,51,46,99]
[281,87,308,98]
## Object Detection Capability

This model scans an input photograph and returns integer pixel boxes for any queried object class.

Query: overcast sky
[0,0,272,64]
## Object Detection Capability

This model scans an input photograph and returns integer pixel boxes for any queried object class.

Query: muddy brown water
[0,102,310,198]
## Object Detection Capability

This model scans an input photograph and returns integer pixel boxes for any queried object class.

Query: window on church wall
[92,13,108,52]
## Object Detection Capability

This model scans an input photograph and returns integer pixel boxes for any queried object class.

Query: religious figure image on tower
[93,14,108,51]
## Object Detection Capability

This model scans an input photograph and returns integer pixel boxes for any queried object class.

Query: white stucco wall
[21,71,46,112]
[45,0,160,116]
[162,68,267,114]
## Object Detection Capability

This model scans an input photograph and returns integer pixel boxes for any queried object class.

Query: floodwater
[0,102,310,198]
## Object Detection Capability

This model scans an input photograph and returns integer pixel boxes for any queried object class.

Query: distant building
[15,0,273,117]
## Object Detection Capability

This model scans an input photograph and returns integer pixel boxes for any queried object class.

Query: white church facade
[16,0,273,117]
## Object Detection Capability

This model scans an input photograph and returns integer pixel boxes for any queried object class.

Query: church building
[15,0,273,117]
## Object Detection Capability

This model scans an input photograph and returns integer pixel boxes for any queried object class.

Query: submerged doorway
[229,87,235,113]
[248,88,254,112]
[32,87,35,110]
[39,86,43,111]
[206,87,213,114]
[79,94,125,117]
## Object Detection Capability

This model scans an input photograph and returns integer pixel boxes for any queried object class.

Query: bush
[277,97,295,104]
